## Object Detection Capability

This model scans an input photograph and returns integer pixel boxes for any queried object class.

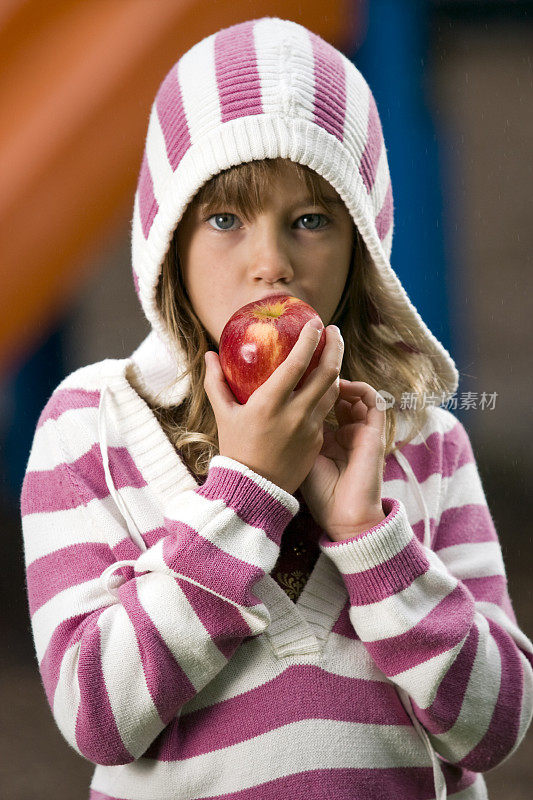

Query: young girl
[20,17,532,800]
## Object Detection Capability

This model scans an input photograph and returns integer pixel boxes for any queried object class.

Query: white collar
[127,330,191,408]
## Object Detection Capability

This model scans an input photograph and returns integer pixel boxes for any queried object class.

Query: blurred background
[1,0,532,797]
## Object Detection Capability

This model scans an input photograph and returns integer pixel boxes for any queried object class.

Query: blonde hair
[152,158,447,481]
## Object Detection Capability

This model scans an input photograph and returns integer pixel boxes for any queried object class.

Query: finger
[334,396,366,428]
[338,380,385,432]
[314,373,341,421]
[293,324,343,408]
[204,351,236,410]
[260,318,326,406]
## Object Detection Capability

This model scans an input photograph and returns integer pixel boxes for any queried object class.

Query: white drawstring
[97,384,267,629]
[393,446,447,800]
[100,559,139,597]
[396,686,447,800]
[394,447,432,549]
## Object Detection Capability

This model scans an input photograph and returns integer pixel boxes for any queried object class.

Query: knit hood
[129,16,458,408]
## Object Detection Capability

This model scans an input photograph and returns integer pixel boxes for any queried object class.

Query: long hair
[151,159,447,481]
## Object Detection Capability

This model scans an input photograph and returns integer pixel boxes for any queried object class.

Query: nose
[247,220,294,285]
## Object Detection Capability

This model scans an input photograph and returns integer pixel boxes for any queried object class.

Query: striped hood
[131,17,458,403]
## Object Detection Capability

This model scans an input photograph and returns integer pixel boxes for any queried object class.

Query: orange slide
[0,0,359,378]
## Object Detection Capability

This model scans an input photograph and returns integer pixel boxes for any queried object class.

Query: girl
[20,17,532,800]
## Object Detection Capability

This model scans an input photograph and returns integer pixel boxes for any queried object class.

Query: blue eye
[208,213,240,231]
[296,214,328,230]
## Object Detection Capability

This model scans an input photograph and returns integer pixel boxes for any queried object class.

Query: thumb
[204,351,236,410]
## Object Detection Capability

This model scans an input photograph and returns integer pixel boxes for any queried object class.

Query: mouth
[254,291,298,304]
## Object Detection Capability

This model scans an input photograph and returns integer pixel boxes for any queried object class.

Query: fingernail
[308,318,323,331]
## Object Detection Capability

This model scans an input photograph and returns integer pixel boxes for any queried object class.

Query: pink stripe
[387,423,476,486]
[215,21,262,123]
[156,65,191,170]
[359,91,383,192]
[179,574,260,660]
[40,611,93,707]
[366,583,475,676]
[112,535,143,563]
[458,617,525,771]
[143,524,170,548]
[36,388,100,428]
[117,579,197,726]
[411,623,479,735]
[375,181,393,241]
[434,504,498,549]
[144,665,411,760]
[22,443,147,515]
[75,624,133,765]
[342,535,430,606]
[462,574,507,605]
[161,521,267,617]
[310,32,346,142]
[137,151,158,240]
[198,464,294,545]
[331,599,359,640]
[27,543,113,616]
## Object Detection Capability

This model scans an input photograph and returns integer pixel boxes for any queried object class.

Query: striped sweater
[20,341,533,800]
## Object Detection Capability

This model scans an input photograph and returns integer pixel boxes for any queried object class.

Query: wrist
[327,508,387,543]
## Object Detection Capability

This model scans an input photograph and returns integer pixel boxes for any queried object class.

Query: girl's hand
[204,322,343,496]
[299,380,387,542]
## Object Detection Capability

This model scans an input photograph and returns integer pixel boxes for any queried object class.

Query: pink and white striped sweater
[20,333,533,800]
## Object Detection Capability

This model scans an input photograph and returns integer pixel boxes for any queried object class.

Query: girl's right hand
[204,320,344,495]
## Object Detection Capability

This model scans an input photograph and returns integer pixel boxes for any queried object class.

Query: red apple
[218,293,326,404]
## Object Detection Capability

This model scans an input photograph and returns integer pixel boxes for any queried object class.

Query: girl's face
[176,161,355,347]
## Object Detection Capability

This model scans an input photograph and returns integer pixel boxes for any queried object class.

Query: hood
[129,16,459,411]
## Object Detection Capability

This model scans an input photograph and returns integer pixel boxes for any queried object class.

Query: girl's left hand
[300,380,388,542]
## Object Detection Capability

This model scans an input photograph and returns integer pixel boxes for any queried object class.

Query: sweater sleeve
[20,391,299,767]
[319,411,533,773]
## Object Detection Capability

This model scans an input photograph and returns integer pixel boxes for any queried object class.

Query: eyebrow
[296,195,344,208]
[196,194,344,217]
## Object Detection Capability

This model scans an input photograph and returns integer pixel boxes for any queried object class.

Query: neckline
[106,366,348,660]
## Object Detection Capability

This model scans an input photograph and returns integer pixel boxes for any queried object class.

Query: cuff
[318,498,431,606]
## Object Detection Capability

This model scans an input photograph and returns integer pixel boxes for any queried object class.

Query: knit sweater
[20,340,533,800]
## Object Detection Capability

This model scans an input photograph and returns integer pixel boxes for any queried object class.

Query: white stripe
[33,578,112,664]
[52,640,83,757]
[381,225,393,256]
[27,406,99,470]
[435,541,505,580]
[475,601,533,656]
[134,571,228,690]
[178,33,220,145]
[348,549,458,642]
[392,636,467,708]
[183,633,390,716]
[253,18,315,122]
[162,489,280,569]
[369,142,391,223]
[145,101,174,204]
[431,615,501,762]
[91,717,431,800]
[383,471,441,522]
[131,188,144,278]
[439,461,488,515]
[98,603,163,758]
[23,500,112,566]
[341,52,370,162]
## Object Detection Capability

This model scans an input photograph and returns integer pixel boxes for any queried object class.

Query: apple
[218,293,326,404]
